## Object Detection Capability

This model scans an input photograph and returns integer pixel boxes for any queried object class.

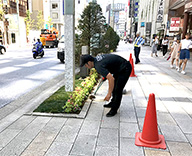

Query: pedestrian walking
[80,54,132,117]
[169,38,180,69]
[134,32,145,64]
[151,35,159,57]
[162,35,169,57]
[177,33,192,74]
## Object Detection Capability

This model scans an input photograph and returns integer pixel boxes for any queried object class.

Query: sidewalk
[0,41,192,156]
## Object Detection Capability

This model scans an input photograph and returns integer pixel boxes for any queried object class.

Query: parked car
[57,35,65,63]
[0,45,6,54]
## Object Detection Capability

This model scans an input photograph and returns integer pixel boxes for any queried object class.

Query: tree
[78,2,106,55]
[100,24,120,53]
[37,11,44,30]
[47,16,53,30]
[24,10,34,37]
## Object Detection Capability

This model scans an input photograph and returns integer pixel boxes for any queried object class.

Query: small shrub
[63,69,99,113]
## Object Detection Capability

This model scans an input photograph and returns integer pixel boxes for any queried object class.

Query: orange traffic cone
[135,93,166,149]
[129,53,132,62]
[130,58,137,77]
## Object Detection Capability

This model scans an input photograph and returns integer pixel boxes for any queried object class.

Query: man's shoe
[106,109,117,117]
[103,102,113,108]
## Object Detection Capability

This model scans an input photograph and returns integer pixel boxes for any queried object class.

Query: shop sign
[156,0,164,23]
[170,17,180,31]
[141,22,145,27]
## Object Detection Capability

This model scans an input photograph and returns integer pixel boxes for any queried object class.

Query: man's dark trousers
[110,62,132,111]
[134,47,141,64]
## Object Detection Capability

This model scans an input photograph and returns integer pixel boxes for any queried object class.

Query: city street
[0,47,65,108]
[0,41,192,155]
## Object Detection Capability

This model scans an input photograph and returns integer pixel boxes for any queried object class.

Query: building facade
[1,0,28,46]
[169,0,192,39]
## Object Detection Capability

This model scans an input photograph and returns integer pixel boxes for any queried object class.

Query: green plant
[78,2,106,55]
[37,10,44,30]
[24,10,34,36]
[63,69,99,113]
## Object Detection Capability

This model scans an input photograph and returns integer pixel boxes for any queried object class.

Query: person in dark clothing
[80,54,132,117]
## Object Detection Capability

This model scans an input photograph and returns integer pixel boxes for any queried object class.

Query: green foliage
[78,2,106,55]
[75,33,82,65]
[24,10,34,36]
[63,69,99,113]
[37,11,44,30]
[34,74,83,113]
[100,25,120,53]
[47,16,53,30]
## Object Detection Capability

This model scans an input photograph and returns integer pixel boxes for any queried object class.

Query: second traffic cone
[130,58,136,77]
[129,53,132,62]
[135,93,166,149]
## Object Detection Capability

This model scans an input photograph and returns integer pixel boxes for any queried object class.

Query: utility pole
[64,0,75,92]
[129,0,133,38]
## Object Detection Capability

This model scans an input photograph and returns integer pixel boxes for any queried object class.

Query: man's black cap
[80,54,94,67]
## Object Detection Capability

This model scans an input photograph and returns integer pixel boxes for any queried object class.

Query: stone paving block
[167,141,192,156]
[120,122,139,138]
[86,102,104,121]
[0,129,21,150]
[16,117,51,141]
[135,107,146,118]
[155,100,168,113]
[157,112,177,126]
[41,117,67,133]
[0,117,51,155]
[160,125,188,142]
[45,141,73,156]
[79,119,100,136]
[120,108,137,123]
[101,111,120,128]
[55,118,83,143]
[133,99,147,108]
[0,138,30,156]
[97,128,118,147]
[181,102,192,118]
[21,132,56,156]
[120,138,144,156]
[165,102,192,133]
[95,146,118,156]
[8,115,36,130]
[186,134,192,145]
[70,134,96,156]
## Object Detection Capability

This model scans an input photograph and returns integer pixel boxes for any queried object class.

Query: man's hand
[104,93,112,101]
[104,73,114,101]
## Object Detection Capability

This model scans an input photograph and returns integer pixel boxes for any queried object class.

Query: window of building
[52,3,58,9]
[52,13,58,19]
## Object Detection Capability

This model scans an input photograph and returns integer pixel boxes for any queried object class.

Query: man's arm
[104,73,114,101]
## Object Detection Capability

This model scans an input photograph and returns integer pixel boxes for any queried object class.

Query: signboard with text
[170,17,180,31]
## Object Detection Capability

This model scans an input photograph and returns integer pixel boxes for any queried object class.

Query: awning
[169,0,185,10]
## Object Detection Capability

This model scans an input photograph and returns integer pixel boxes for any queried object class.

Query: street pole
[64,0,75,92]
[112,0,114,29]
[16,0,21,47]
[130,0,133,38]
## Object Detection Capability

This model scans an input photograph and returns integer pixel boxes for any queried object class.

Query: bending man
[80,54,132,117]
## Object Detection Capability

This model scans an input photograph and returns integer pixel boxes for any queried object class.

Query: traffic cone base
[135,132,166,149]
